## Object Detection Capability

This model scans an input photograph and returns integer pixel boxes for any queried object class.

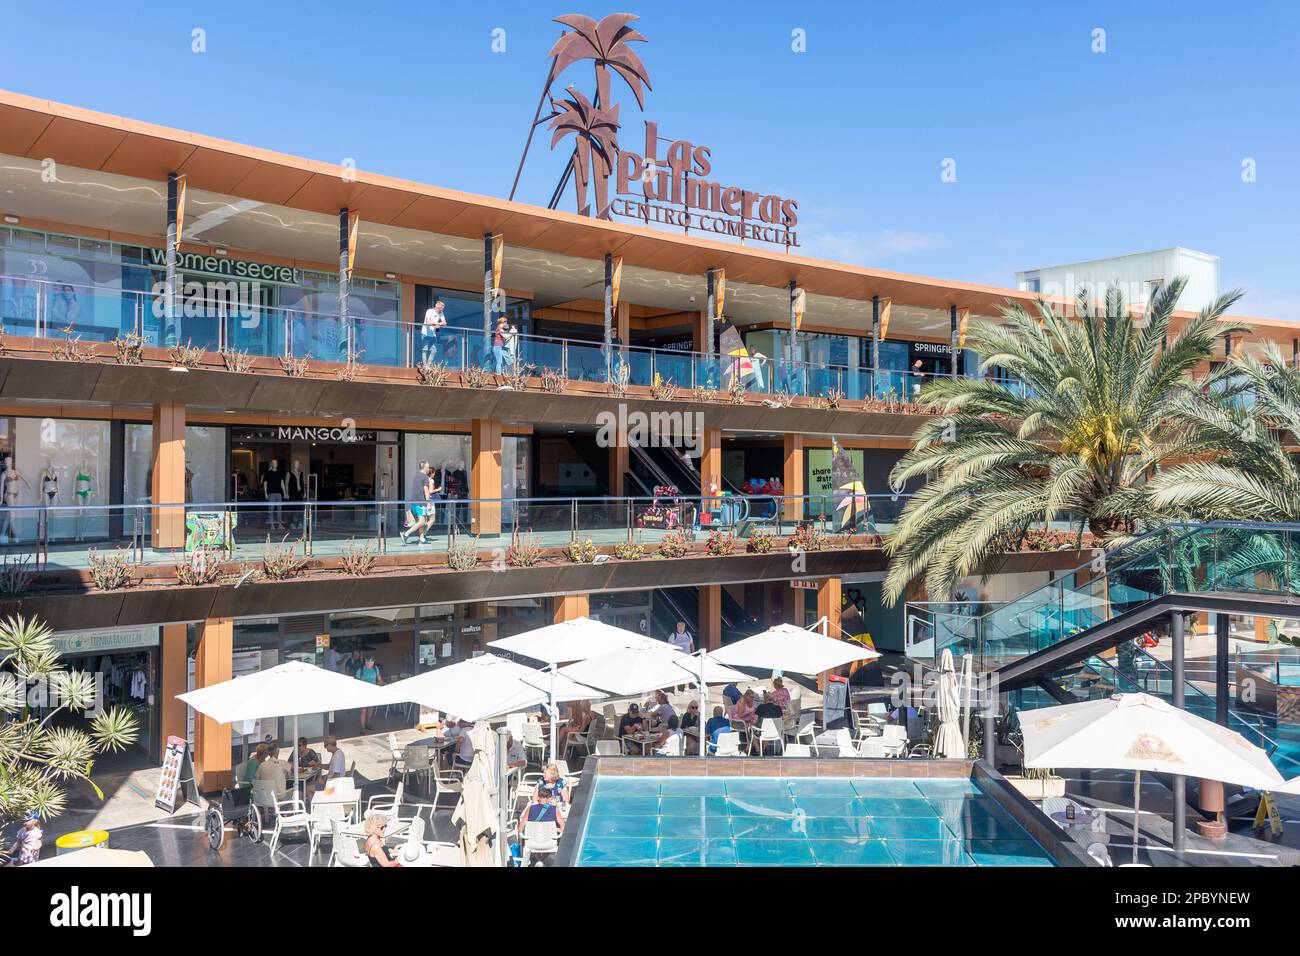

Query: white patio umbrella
[489,617,659,759]
[1274,775,1300,795]
[559,643,750,759]
[1020,692,1284,862]
[178,660,388,800]
[379,655,604,723]
[710,623,879,674]
[933,649,964,758]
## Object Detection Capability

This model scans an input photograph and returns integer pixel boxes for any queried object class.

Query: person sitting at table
[296,737,322,803]
[645,689,676,729]
[505,733,528,771]
[722,682,743,706]
[653,714,684,756]
[323,735,347,780]
[242,744,269,786]
[680,701,701,753]
[704,705,731,748]
[755,691,784,723]
[518,784,565,837]
[731,689,758,726]
[769,676,791,709]
[364,815,402,868]
[452,721,477,769]
[255,745,291,797]
[617,703,646,753]
[556,700,593,756]
[539,762,569,805]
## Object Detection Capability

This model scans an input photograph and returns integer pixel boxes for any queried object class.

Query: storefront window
[123,424,228,505]
[0,416,110,542]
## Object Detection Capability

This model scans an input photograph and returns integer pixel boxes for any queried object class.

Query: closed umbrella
[933,649,964,758]
[178,661,388,801]
[489,617,658,759]
[451,776,499,867]
[1020,692,1284,862]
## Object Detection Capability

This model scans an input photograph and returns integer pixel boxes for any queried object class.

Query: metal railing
[0,274,1028,402]
[0,492,912,573]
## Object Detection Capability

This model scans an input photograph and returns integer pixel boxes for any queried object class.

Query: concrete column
[150,402,186,549]
[699,427,721,502]
[609,443,629,497]
[158,623,187,761]
[782,433,804,522]
[471,418,502,536]
[164,172,179,346]
[1217,613,1231,726]
[194,617,233,791]
[949,304,959,377]
[1171,611,1186,855]
[699,584,722,651]
[553,594,590,623]
[816,577,843,690]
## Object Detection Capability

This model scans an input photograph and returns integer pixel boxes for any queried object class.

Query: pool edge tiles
[569,773,1060,868]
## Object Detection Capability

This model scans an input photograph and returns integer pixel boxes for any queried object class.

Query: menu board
[155,735,189,812]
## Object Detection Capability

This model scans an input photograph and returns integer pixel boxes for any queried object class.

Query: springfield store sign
[610,121,799,246]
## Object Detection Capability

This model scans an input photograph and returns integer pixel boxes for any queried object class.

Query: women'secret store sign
[610,122,799,247]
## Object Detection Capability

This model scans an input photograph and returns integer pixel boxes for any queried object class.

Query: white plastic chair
[834,729,864,758]
[857,736,891,758]
[880,725,908,757]
[389,814,425,846]
[655,733,684,756]
[522,820,559,865]
[601,704,619,736]
[309,802,352,858]
[269,796,312,852]
[1087,842,1113,867]
[431,767,464,811]
[713,731,743,757]
[790,713,817,749]
[522,722,547,764]
[594,739,621,756]
[366,780,404,818]
[401,745,434,792]
[330,818,368,868]
[783,743,812,757]
[506,712,526,742]
[387,732,406,781]
[750,718,784,756]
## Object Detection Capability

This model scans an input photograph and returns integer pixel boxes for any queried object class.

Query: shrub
[464,364,492,389]
[564,538,598,564]
[175,548,221,586]
[87,548,136,591]
[167,340,205,369]
[506,531,544,568]
[279,354,310,377]
[816,387,843,410]
[51,331,95,363]
[608,361,630,397]
[0,554,34,597]
[335,349,366,382]
[787,523,828,553]
[651,377,679,401]
[447,538,480,570]
[613,540,646,561]
[339,539,377,576]
[113,332,146,365]
[220,348,255,374]
[746,529,777,553]
[540,367,565,394]
[416,360,450,386]
[704,529,736,556]
[657,530,690,558]
[691,384,717,404]
[260,537,306,580]
[727,376,746,405]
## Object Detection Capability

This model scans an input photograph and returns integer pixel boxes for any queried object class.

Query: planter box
[1005,775,1066,801]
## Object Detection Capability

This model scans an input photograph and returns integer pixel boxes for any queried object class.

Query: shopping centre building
[0,87,1293,787]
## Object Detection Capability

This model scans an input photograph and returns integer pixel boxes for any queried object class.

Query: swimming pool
[572,775,1057,867]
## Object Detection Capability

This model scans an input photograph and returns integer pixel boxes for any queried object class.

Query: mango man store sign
[147,247,298,284]
[52,627,160,656]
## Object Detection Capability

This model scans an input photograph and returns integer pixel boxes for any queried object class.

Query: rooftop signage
[533,13,799,248]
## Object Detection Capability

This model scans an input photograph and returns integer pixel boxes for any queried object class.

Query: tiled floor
[574,775,1056,867]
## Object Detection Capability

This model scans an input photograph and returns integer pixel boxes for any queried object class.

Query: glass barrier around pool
[907,522,1300,671]
[0,493,911,573]
[0,274,1028,400]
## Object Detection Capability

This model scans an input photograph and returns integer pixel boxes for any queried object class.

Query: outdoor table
[1050,808,1100,831]
[312,785,361,820]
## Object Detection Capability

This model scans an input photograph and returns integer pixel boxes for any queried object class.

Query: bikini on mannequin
[2,456,29,543]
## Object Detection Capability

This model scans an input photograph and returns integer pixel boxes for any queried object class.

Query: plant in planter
[816,387,844,410]
[787,523,828,553]
[175,548,222,586]
[446,537,480,570]
[167,340,205,369]
[113,332,147,365]
[499,361,537,391]
[50,328,96,363]
[704,529,736,556]
[463,364,493,389]
[1005,764,1067,801]
[656,529,690,558]
[564,538,599,564]
[220,348,255,374]
[279,354,311,378]
[540,367,565,394]
[608,360,630,398]
[87,548,137,591]
[613,539,646,561]
[335,349,367,383]
[506,531,544,568]
[651,376,679,402]
[339,539,377,577]
[746,528,777,553]
[415,360,451,386]
[727,376,747,405]
[0,554,33,597]
[259,537,306,580]
[692,384,717,404]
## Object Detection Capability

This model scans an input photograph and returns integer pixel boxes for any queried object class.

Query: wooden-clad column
[158,623,188,760]
[193,617,233,791]
[816,577,844,689]
[699,585,722,651]
[150,402,186,549]
[700,427,721,501]
[471,418,502,536]
[782,433,804,522]
[553,594,589,623]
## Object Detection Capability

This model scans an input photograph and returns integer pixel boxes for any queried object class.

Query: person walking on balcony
[491,316,508,373]
[421,298,446,365]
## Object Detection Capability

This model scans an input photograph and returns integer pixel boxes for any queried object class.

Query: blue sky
[1,1,1296,318]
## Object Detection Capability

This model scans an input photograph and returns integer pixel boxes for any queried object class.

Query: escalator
[908,520,1300,774]
[629,443,743,497]
[648,586,763,647]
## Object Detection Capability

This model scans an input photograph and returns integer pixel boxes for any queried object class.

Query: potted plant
[1005,764,1066,801]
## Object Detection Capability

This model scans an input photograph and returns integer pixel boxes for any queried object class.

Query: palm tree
[1147,341,1300,521]
[549,13,652,111]
[548,87,621,218]
[881,278,1245,605]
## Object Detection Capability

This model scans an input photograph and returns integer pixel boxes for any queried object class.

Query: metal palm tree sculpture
[548,87,621,218]
[549,12,652,111]
[882,278,1246,605]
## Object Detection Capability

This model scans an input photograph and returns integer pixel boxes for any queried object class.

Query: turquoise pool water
[574,776,1057,867]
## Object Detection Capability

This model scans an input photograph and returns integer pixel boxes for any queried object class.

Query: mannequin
[40,461,58,506]
[286,459,305,530]
[1,456,28,544]
[73,460,93,542]
[263,458,285,531]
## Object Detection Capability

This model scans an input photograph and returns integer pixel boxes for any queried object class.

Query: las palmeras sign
[543,13,799,248]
